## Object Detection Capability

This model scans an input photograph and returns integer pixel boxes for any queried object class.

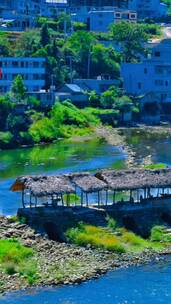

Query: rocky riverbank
[0,216,167,295]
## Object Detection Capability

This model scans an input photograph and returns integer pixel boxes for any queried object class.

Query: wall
[18,197,171,240]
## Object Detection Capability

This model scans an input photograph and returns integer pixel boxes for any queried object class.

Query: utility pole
[67,56,73,83]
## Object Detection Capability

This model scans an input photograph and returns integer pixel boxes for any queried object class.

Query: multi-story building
[128,0,167,18]
[88,9,137,32]
[0,57,46,94]
[121,39,171,101]
[68,0,128,7]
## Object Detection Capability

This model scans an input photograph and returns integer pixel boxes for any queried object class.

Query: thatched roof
[11,168,171,197]
[95,168,171,190]
[71,175,107,193]
[11,175,75,197]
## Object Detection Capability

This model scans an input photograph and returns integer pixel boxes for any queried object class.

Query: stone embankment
[0,216,164,294]
[95,126,136,167]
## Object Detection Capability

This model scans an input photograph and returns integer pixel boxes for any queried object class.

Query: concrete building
[0,57,46,94]
[121,39,171,122]
[40,0,68,17]
[56,83,89,107]
[121,39,171,98]
[128,0,167,18]
[88,9,137,32]
[68,0,129,7]
[74,77,121,94]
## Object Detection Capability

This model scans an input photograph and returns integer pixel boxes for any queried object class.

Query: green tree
[64,31,96,78]
[110,21,148,62]
[10,75,27,104]
[15,30,40,57]
[100,86,120,108]
[91,44,120,78]
[40,23,50,47]
[0,96,13,130]
[0,36,11,56]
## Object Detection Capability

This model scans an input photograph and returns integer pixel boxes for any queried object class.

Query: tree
[0,96,13,130]
[10,75,27,104]
[64,31,96,78]
[0,36,11,56]
[40,23,50,47]
[110,21,148,62]
[91,44,120,78]
[15,30,40,57]
[100,86,120,108]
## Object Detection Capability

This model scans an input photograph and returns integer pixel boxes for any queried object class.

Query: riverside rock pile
[0,216,162,294]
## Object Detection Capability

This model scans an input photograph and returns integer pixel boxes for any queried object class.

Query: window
[144,68,147,74]
[155,80,163,86]
[155,66,163,74]
[33,62,39,68]
[138,82,142,89]
[12,61,19,67]
[33,74,39,80]
[154,51,160,57]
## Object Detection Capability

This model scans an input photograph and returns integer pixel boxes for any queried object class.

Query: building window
[155,66,163,74]
[33,74,39,80]
[33,62,39,68]
[154,51,160,57]
[138,82,141,89]
[155,80,163,86]
[144,68,147,74]
[165,81,168,87]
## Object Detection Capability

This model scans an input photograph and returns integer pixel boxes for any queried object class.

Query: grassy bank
[66,222,168,254]
[0,216,171,294]
[0,239,38,285]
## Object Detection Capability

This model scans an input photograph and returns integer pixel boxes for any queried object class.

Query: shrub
[66,223,126,253]
[150,225,167,242]
[106,215,117,230]
[0,239,37,284]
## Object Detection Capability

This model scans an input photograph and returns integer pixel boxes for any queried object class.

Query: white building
[0,57,46,94]
[121,39,171,101]
[88,9,137,32]
[128,0,167,18]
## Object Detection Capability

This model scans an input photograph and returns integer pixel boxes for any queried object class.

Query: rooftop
[11,168,171,197]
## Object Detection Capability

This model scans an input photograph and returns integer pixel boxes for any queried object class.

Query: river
[1,129,171,303]
[1,256,171,304]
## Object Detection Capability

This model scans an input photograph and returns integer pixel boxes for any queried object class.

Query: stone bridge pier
[18,197,171,240]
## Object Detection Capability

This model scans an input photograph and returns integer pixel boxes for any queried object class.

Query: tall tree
[40,23,50,47]
[110,21,148,62]
[10,75,27,104]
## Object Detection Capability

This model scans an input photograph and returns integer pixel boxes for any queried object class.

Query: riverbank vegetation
[0,21,161,149]
[0,216,171,294]
[0,239,38,285]
[66,222,167,254]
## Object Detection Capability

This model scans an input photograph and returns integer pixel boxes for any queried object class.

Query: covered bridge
[11,168,171,208]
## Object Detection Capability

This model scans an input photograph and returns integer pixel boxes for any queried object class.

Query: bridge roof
[11,168,171,197]
[96,168,171,191]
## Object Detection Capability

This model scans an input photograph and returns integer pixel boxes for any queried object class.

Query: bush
[150,226,166,242]
[106,215,117,230]
[66,223,126,253]
[0,239,37,284]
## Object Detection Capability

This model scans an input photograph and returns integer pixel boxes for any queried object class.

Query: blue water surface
[1,256,171,304]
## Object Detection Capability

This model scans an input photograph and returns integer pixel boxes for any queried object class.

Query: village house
[0,57,46,94]
[121,39,171,122]
[128,0,167,18]
[87,9,137,32]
